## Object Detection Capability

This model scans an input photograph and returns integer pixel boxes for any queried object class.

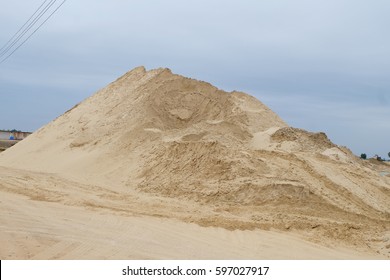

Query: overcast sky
[0,0,389,158]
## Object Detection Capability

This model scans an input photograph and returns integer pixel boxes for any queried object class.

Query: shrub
[360,153,367,159]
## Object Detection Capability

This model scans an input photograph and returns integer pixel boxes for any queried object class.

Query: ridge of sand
[0,66,389,259]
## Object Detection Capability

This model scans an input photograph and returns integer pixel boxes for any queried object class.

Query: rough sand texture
[0,67,389,259]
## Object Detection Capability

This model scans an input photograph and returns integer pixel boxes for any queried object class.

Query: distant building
[0,130,32,140]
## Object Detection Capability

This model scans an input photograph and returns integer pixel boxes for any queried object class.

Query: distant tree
[388,152,390,158]
[374,155,385,161]
[360,153,367,159]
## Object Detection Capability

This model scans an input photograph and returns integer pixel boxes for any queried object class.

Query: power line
[0,0,50,53]
[0,0,58,58]
[0,0,67,64]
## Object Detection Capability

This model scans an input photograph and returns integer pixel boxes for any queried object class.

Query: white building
[0,130,32,140]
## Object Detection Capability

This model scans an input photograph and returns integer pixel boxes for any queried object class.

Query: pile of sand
[0,66,389,259]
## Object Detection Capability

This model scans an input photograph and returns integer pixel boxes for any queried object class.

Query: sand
[0,66,389,259]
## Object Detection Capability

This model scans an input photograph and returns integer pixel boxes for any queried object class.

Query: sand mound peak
[0,66,389,258]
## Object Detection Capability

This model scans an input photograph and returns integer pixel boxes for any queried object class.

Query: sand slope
[0,67,389,259]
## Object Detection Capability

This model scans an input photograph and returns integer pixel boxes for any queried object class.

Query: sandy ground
[0,67,389,259]
[0,167,383,260]
[0,165,387,260]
